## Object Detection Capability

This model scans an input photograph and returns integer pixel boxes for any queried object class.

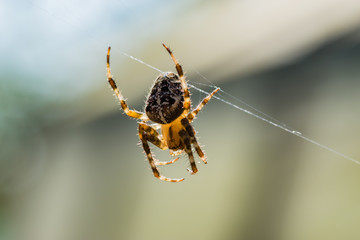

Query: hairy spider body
[145,72,184,124]
[106,44,219,182]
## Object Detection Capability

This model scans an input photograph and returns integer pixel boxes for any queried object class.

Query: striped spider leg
[106,44,218,182]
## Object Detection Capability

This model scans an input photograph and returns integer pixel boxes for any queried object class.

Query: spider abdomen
[145,72,185,124]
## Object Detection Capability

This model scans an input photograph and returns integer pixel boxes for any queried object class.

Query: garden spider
[106,44,219,182]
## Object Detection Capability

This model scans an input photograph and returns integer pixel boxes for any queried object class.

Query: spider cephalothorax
[106,43,219,182]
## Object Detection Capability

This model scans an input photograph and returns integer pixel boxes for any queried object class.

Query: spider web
[25,0,360,166]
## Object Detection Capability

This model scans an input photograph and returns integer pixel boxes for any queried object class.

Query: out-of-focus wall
[1,1,360,240]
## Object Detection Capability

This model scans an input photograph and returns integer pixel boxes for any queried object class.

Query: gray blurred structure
[1,1,360,240]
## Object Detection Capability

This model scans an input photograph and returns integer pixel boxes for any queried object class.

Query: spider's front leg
[162,43,191,113]
[139,123,184,182]
[107,47,148,121]
[188,88,220,122]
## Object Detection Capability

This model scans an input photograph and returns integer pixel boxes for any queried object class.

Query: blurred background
[1,0,360,239]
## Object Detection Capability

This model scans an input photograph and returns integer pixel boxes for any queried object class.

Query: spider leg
[107,47,148,121]
[139,123,179,165]
[169,149,183,156]
[154,157,180,166]
[187,88,220,122]
[179,129,198,174]
[139,123,167,150]
[139,123,184,182]
[162,43,191,112]
[181,118,207,164]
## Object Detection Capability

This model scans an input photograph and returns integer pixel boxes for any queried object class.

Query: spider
[106,44,219,182]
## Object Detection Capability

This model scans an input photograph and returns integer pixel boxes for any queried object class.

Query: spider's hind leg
[179,129,198,174]
[139,123,184,182]
[139,123,179,166]
[181,118,207,164]
[169,149,183,156]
